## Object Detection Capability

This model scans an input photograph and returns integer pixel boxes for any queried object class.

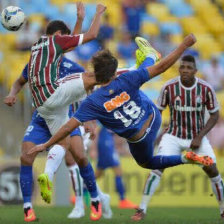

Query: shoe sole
[38,174,52,204]
[186,152,213,166]
[135,37,161,60]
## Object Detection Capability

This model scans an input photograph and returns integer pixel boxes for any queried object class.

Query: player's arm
[72,2,85,35]
[190,111,219,150]
[147,34,196,79]
[56,4,106,52]
[4,74,27,106]
[28,118,81,154]
[190,86,219,149]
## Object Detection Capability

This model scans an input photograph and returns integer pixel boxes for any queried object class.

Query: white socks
[139,170,162,213]
[44,144,66,181]
[68,164,84,208]
[210,174,224,214]
[24,202,32,209]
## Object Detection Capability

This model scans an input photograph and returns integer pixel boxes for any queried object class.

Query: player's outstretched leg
[183,151,214,166]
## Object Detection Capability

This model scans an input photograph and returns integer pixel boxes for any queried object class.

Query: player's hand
[96,4,106,15]
[182,34,197,48]
[4,95,17,106]
[76,2,85,20]
[190,135,202,150]
[83,121,96,140]
[28,144,47,155]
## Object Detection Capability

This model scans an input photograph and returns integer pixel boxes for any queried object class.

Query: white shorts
[157,133,216,163]
[37,73,87,135]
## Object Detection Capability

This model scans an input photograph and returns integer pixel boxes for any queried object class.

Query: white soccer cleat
[101,194,113,219]
[67,206,85,219]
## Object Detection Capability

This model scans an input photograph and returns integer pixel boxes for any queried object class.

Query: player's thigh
[37,107,69,136]
[157,134,182,156]
[194,137,216,163]
[70,135,87,165]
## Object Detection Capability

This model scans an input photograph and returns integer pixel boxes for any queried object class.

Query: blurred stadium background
[0,0,224,222]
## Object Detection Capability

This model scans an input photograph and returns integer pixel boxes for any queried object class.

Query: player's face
[179,61,197,83]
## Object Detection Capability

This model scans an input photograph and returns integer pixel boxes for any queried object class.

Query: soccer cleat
[131,208,145,221]
[37,173,53,204]
[184,151,214,166]
[119,199,138,209]
[135,49,146,68]
[24,207,36,222]
[90,201,102,221]
[101,194,113,219]
[67,206,85,219]
[135,36,161,65]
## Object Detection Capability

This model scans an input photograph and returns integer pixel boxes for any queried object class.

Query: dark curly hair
[91,50,118,84]
[46,20,71,35]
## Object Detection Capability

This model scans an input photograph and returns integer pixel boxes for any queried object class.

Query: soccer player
[96,126,137,209]
[131,55,224,221]
[29,35,214,184]
[26,3,106,220]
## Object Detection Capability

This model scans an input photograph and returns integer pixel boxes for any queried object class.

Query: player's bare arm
[190,111,219,150]
[147,34,196,79]
[82,4,106,43]
[28,118,81,154]
[4,74,27,106]
[72,2,85,35]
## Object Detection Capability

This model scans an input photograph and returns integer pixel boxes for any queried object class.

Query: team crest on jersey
[104,91,130,112]
[196,96,202,104]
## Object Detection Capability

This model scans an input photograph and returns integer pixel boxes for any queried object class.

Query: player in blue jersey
[96,126,137,209]
[29,35,214,179]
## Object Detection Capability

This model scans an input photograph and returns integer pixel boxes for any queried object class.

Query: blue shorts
[127,105,161,167]
[97,127,120,169]
[23,110,81,144]
[97,149,120,170]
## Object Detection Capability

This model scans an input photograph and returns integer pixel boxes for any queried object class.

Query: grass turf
[0,206,223,224]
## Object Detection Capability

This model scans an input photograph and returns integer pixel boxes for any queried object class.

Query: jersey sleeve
[55,34,84,52]
[157,84,169,110]
[119,68,150,90]
[73,98,97,123]
[205,85,219,113]
[22,64,28,81]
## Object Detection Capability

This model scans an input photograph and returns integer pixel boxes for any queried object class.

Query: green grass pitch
[0,206,223,224]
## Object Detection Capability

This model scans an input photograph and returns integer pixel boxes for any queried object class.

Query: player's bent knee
[20,154,34,166]
[75,156,88,167]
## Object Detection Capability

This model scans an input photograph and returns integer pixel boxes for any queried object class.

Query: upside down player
[131,55,224,221]
[29,35,214,189]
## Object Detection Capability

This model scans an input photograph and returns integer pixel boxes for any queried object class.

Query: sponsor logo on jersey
[104,91,130,112]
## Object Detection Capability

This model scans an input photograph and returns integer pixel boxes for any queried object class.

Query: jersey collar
[178,76,198,90]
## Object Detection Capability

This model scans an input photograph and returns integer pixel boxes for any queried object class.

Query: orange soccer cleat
[24,207,36,222]
[90,201,102,221]
[119,199,138,209]
[185,151,214,166]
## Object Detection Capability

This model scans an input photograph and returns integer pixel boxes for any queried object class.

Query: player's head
[91,50,118,84]
[46,20,71,35]
[179,55,197,83]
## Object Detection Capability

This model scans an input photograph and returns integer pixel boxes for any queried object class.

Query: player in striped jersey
[26,4,106,221]
[132,55,224,221]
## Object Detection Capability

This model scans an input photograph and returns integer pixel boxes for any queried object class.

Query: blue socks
[139,57,155,68]
[79,162,98,198]
[20,165,33,203]
[115,176,125,200]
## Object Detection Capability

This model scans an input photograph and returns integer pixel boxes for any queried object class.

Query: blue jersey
[74,68,156,138]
